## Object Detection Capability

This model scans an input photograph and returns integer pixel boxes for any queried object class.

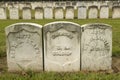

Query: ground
[0,57,120,73]
[112,57,120,73]
[0,19,120,80]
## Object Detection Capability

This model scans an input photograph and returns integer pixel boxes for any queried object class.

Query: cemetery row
[5,21,112,72]
[0,5,120,19]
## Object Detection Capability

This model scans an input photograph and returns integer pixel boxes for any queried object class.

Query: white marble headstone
[112,6,120,18]
[88,6,98,19]
[78,6,87,19]
[5,23,43,72]
[81,23,112,71]
[0,7,6,19]
[100,5,109,19]
[22,7,31,19]
[44,7,53,19]
[35,7,43,19]
[44,21,80,72]
[9,7,19,19]
[55,7,64,19]
[19,3,25,10]
[65,6,74,19]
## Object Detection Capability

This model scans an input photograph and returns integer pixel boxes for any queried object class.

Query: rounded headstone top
[44,21,80,33]
[55,6,63,9]
[66,6,74,9]
[45,6,52,8]
[35,7,43,10]
[88,5,98,9]
[5,23,42,35]
[0,7,6,9]
[81,23,112,29]
[77,6,86,8]
[22,7,31,10]
[100,5,109,8]
[112,6,120,10]
[44,21,80,27]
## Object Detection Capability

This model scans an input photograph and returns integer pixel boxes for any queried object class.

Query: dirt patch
[0,57,7,73]
[0,57,120,73]
[112,56,120,73]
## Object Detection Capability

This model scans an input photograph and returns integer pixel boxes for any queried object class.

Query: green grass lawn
[0,19,120,57]
[0,72,120,80]
[0,19,120,80]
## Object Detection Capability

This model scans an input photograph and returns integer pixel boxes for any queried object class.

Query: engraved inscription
[81,24,112,71]
[49,29,75,56]
[51,32,73,39]
[11,10,17,16]
[52,46,72,56]
[83,27,110,56]
[9,30,40,59]
[44,22,80,71]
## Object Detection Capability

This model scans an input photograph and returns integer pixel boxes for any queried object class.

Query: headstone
[88,6,98,19]
[0,7,6,19]
[44,21,81,72]
[5,23,43,72]
[0,2,6,8]
[35,7,43,19]
[44,7,53,19]
[19,3,25,10]
[72,1,77,9]
[9,7,19,19]
[78,6,87,19]
[45,2,53,7]
[72,2,76,6]
[22,7,31,19]
[55,2,59,7]
[7,3,13,10]
[61,2,66,9]
[112,6,120,18]
[66,1,71,6]
[13,3,19,9]
[100,5,109,18]
[55,7,64,19]
[65,6,74,19]
[25,3,31,8]
[31,2,42,10]
[81,23,112,71]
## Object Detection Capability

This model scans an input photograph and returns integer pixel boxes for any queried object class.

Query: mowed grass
[0,19,120,57]
[0,19,120,79]
[0,72,120,80]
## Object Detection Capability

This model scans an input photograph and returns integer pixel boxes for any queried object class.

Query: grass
[0,19,120,79]
[0,72,120,80]
[0,19,120,57]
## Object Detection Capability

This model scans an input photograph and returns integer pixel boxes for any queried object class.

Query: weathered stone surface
[44,21,80,72]
[22,7,31,19]
[5,23,43,72]
[55,7,64,19]
[19,3,25,10]
[88,6,98,19]
[0,7,6,19]
[35,7,43,19]
[100,5,109,19]
[9,7,19,19]
[78,6,87,19]
[65,6,74,19]
[44,7,53,19]
[81,23,112,71]
[112,6,120,18]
